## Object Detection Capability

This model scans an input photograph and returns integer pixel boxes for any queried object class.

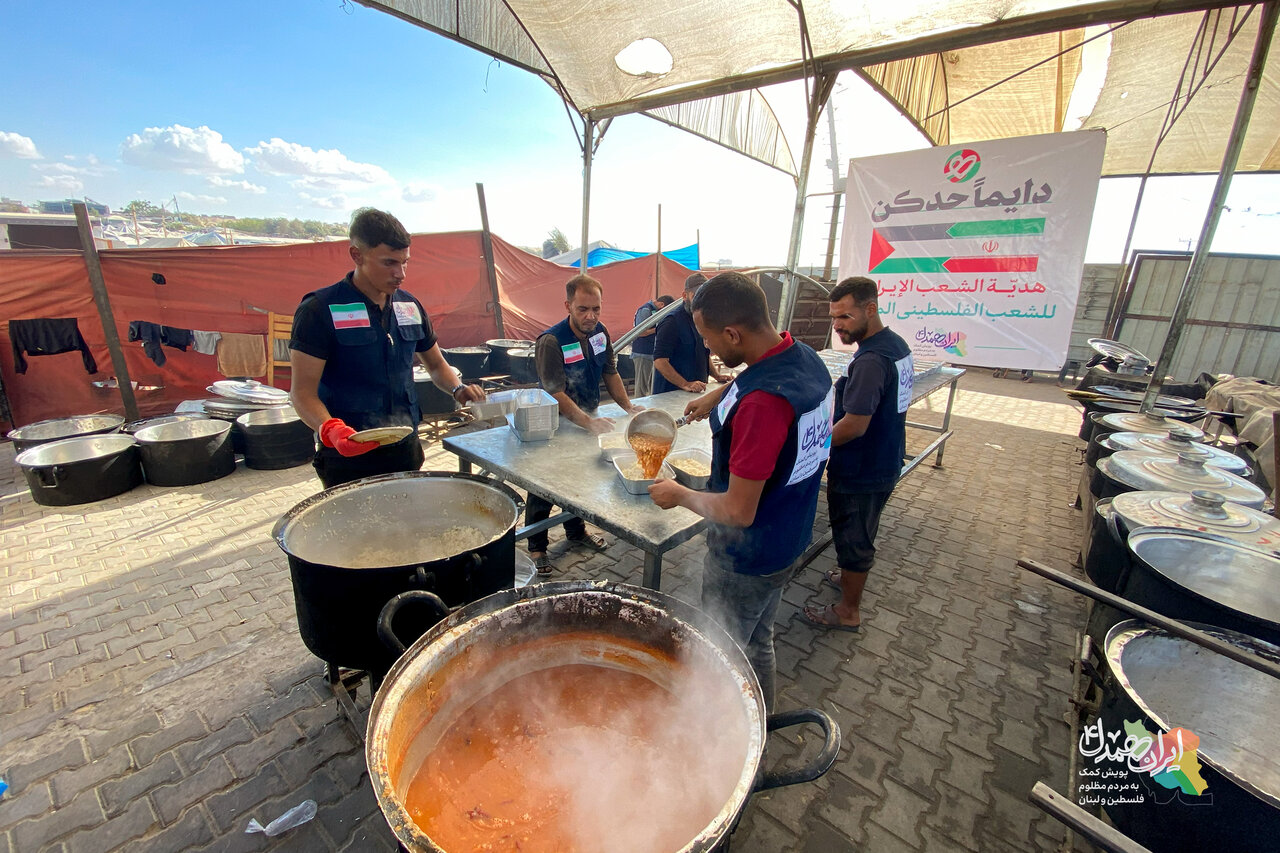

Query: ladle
[624,409,688,477]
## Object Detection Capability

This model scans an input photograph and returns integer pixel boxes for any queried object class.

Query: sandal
[567,532,607,552]
[824,568,842,591]
[533,554,553,576]
[799,604,860,633]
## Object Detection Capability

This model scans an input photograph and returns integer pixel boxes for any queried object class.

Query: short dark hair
[566,274,602,301]
[656,294,675,306]
[692,272,770,332]
[684,272,708,292]
[350,208,410,250]
[829,276,877,305]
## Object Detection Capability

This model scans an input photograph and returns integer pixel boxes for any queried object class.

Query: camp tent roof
[360,1,1278,176]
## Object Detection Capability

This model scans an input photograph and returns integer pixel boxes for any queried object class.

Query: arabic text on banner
[836,130,1106,371]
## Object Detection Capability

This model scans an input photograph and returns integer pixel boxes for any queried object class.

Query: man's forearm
[654,358,690,389]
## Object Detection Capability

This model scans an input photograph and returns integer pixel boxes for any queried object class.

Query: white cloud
[299,191,348,210]
[208,176,266,194]
[246,138,391,184]
[39,173,83,193]
[177,191,227,205]
[120,124,245,174]
[401,182,439,203]
[1,131,41,159]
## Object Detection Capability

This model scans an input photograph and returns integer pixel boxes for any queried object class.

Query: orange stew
[404,664,745,852]
[629,433,673,479]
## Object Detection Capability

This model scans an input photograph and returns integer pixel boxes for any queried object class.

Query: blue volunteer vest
[652,306,711,394]
[541,317,610,412]
[307,277,425,431]
[631,301,660,356]
[708,340,834,576]
[827,327,913,492]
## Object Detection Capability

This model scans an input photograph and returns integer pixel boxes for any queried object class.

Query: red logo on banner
[944,149,981,183]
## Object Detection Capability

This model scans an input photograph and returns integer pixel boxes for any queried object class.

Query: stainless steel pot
[15,434,141,506]
[367,581,840,852]
[1093,451,1265,508]
[7,414,125,453]
[1097,620,1280,851]
[1106,428,1250,476]
[123,412,210,434]
[236,406,313,470]
[134,419,235,487]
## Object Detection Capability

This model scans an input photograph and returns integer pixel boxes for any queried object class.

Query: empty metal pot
[236,407,314,470]
[8,414,125,453]
[442,346,489,381]
[15,434,141,506]
[134,419,235,486]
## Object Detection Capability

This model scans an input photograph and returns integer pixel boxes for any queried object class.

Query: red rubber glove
[319,418,378,457]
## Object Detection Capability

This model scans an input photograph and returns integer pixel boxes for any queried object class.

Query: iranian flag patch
[329,303,370,329]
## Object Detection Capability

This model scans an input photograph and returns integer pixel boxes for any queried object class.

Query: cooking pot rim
[7,413,125,441]
[15,433,138,467]
[1103,618,1280,807]
[271,470,525,556]
[366,579,767,853]
[134,418,232,443]
[1125,525,1280,629]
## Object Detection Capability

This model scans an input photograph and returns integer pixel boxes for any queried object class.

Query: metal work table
[902,366,966,474]
[443,390,712,591]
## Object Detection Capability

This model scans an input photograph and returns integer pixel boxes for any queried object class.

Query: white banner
[837,131,1106,370]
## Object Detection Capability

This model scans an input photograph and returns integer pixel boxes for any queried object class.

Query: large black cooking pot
[507,347,538,384]
[441,346,489,381]
[8,414,125,453]
[1091,451,1265,508]
[367,581,841,853]
[273,471,523,678]
[1096,620,1280,851]
[123,412,210,435]
[484,339,533,375]
[15,434,142,506]
[134,419,236,487]
[236,407,314,470]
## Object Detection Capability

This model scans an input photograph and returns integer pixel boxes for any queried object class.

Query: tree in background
[122,200,159,216]
[542,226,570,258]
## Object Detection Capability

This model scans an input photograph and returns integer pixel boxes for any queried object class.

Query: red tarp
[0,233,691,428]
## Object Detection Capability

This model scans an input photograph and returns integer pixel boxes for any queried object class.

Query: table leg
[642,551,663,590]
[457,458,472,474]
[935,378,961,467]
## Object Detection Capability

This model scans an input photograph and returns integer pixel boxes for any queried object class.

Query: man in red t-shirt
[648,273,832,711]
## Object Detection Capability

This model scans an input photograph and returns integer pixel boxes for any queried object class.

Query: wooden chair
[266,311,293,389]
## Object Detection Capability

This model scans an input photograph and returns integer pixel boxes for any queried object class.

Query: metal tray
[667,448,712,490]
[612,452,674,495]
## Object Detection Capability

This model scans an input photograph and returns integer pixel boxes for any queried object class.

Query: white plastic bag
[245,799,317,837]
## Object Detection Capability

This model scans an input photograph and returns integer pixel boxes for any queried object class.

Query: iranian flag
[329,303,370,329]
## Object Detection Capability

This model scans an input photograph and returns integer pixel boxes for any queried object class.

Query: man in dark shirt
[289,208,484,488]
[529,274,644,574]
[802,276,913,631]
[630,294,674,397]
[653,273,729,394]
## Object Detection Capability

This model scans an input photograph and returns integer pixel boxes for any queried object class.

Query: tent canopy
[361,0,1278,177]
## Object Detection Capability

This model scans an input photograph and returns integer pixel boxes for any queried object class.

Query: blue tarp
[571,242,699,269]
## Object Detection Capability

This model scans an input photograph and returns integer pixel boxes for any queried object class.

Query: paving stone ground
[1,370,1099,852]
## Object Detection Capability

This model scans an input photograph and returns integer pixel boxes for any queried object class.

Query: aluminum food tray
[506,389,559,442]
[666,448,712,490]
[612,451,675,495]
[598,431,630,462]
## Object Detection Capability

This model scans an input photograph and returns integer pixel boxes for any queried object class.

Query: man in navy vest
[653,273,729,394]
[289,208,485,489]
[649,272,833,711]
[802,276,913,632]
[630,294,674,397]
[529,274,644,574]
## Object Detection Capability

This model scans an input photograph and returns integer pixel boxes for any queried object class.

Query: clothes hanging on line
[192,330,221,355]
[128,321,166,366]
[10,318,98,374]
[161,326,194,351]
[216,333,267,378]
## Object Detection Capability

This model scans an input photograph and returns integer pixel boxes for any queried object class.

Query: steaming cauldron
[273,471,522,680]
[368,581,841,852]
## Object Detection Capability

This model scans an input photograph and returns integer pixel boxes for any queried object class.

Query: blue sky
[1,0,1276,266]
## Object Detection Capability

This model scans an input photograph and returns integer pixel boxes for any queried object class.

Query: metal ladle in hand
[625,409,687,477]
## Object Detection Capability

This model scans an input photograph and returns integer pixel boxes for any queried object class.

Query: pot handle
[377,590,450,655]
[753,708,841,792]
[35,465,65,487]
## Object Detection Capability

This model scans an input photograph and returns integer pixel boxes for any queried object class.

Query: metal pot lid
[15,434,137,467]
[1097,411,1204,438]
[1107,430,1250,474]
[235,406,301,428]
[1094,400,1205,420]
[1111,490,1280,547]
[1127,527,1280,627]
[8,414,124,442]
[1105,620,1280,807]
[1101,451,1264,507]
[1088,337,1148,362]
[208,380,289,404]
[1091,385,1198,407]
[200,397,284,416]
[486,339,534,348]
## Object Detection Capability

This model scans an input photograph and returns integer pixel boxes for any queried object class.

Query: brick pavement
[1,371,1097,852]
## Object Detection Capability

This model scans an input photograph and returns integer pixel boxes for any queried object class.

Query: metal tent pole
[1140,1,1277,412]
[780,74,836,331]
[1102,175,1150,338]
[580,116,595,274]
[74,202,139,421]
[475,182,506,338]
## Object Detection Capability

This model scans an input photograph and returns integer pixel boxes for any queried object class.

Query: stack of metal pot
[11,415,141,506]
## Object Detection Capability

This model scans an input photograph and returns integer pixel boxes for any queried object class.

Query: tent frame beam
[1140,0,1277,411]
[779,74,837,331]
[586,0,1246,120]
